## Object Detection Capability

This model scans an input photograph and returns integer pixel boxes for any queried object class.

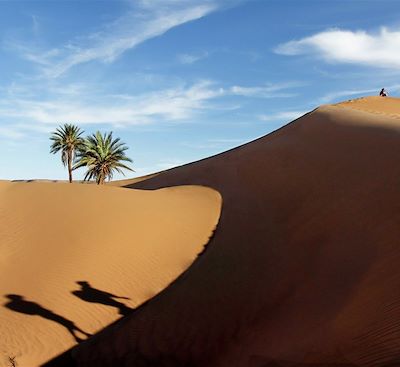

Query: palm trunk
[68,150,73,183]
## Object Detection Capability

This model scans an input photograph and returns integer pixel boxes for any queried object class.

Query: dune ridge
[0,182,221,367]
[45,97,400,366]
[337,96,400,120]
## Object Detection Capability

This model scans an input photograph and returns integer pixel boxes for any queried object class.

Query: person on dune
[380,88,388,97]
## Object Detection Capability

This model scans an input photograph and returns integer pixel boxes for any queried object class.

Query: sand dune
[43,97,400,366]
[337,96,400,119]
[0,182,221,367]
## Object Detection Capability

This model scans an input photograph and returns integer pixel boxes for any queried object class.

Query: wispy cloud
[178,51,209,64]
[319,89,378,103]
[133,158,190,176]
[155,159,188,170]
[14,1,221,78]
[31,15,39,35]
[258,110,307,122]
[181,137,245,149]
[0,126,25,139]
[0,80,224,128]
[230,82,304,98]
[208,138,244,144]
[0,78,303,132]
[275,27,400,70]
[320,84,400,103]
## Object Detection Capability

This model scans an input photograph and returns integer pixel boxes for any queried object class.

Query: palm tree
[50,124,84,183]
[74,131,133,184]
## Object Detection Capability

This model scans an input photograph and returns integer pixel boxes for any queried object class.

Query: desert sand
[337,96,400,118]
[0,182,221,367]
[40,96,400,367]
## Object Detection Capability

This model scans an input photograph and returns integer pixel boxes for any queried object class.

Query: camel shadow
[71,281,133,316]
[4,294,90,343]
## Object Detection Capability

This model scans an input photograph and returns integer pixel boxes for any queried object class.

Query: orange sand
[0,182,221,367]
[337,96,400,119]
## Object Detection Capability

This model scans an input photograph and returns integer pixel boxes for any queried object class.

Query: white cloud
[319,89,378,103]
[0,126,25,139]
[0,77,304,140]
[258,111,306,122]
[135,158,189,176]
[14,2,219,78]
[178,51,209,64]
[275,27,400,69]
[181,137,245,149]
[207,138,244,144]
[0,122,55,141]
[320,84,400,103]
[229,82,303,98]
[31,15,40,35]
[0,80,224,129]
[155,159,188,170]
[133,158,189,176]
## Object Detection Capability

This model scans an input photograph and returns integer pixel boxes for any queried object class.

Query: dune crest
[336,96,400,119]
[0,182,221,367]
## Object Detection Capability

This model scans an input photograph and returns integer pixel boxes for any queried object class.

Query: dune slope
[337,96,400,118]
[0,182,221,367]
[47,97,400,367]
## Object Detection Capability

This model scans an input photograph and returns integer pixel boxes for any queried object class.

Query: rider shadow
[71,281,133,316]
[4,294,90,343]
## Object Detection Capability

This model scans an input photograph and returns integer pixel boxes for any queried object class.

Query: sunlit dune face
[0,182,221,367]
[336,96,400,119]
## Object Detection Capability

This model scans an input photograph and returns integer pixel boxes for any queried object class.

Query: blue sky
[1,0,400,180]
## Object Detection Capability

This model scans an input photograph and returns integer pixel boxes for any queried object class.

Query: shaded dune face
[48,100,400,366]
[0,183,221,367]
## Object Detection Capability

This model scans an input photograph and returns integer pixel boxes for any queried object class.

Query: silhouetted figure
[4,294,90,342]
[72,281,132,316]
[380,88,387,97]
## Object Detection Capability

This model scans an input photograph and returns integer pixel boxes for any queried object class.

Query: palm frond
[74,131,134,184]
[49,123,85,181]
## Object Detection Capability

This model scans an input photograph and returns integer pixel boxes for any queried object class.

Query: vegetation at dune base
[74,131,134,185]
[50,124,84,183]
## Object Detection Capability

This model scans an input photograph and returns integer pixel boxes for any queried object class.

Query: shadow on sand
[72,281,133,316]
[4,294,90,342]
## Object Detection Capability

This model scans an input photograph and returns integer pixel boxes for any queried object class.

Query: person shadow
[71,281,132,316]
[4,294,90,343]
